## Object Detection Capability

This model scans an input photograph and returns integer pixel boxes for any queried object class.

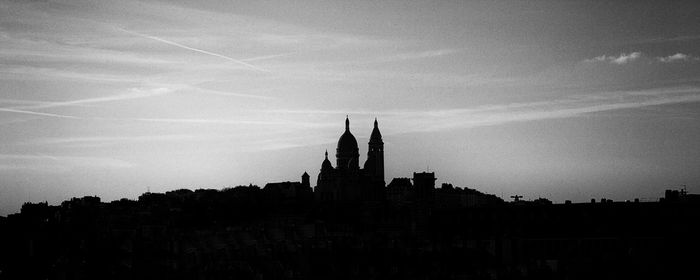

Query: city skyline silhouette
[1,1,700,217]
[3,1,700,278]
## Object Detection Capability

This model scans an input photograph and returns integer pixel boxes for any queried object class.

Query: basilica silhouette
[315,117,386,201]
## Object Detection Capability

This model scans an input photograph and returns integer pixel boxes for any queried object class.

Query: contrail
[115,27,270,73]
[240,52,296,62]
[0,88,171,118]
[185,85,274,100]
[0,108,80,119]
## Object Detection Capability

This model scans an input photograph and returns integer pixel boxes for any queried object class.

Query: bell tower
[301,171,310,188]
[364,118,385,186]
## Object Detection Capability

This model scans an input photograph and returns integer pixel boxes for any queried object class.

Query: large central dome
[336,116,359,169]
[337,130,358,154]
[337,116,359,154]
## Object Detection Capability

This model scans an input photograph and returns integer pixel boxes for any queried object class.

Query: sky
[1,0,700,214]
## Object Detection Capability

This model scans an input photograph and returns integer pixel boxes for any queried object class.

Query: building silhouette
[315,117,385,201]
[413,171,436,203]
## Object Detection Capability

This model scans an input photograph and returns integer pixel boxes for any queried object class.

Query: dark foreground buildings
[1,118,699,280]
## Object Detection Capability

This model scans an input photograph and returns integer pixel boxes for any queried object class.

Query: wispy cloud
[251,32,394,50]
[584,52,700,65]
[10,87,173,110]
[124,117,332,128]
[0,110,331,128]
[0,43,178,67]
[634,34,700,44]
[0,154,134,172]
[24,134,209,147]
[257,86,700,137]
[0,86,176,119]
[358,49,460,65]
[0,98,66,107]
[240,52,297,62]
[611,52,642,64]
[657,53,700,63]
[0,65,144,83]
[584,52,642,64]
[169,84,275,100]
[398,87,700,133]
[114,27,271,73]
[0,108,80,119]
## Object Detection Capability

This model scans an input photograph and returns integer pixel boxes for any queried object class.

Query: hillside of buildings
[1,183,699,280]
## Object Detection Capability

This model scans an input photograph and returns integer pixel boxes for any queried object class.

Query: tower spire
[365,117,384,186]
[325,149,328,159]
[369,117,383,144]
[345,115,349,131]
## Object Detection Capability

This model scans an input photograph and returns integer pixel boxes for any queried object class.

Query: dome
[321,151,333,171]
[337,130,359,154]
[337,117,359,156]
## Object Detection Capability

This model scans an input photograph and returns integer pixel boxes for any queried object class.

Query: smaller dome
[321,150,333,171]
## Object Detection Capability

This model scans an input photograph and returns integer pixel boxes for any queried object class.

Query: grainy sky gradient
[1,0,700,214]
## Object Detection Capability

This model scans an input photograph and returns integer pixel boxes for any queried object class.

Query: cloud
[611,52,641,64]
[169,84,275,100]
[0,65,144,83]
[0,87,172,120]
[0,42,178,67]
[634,35,700,44]
[0,98,64,107]
[365,49,460,64]
[584,52,642,64]
[402,86,700,133]
[240,52,297,62]
[584,55,608,63]
[0,108,80,119]
[257,86,700,138]
[123,117,330,128]
[584,52,699,65]
[11,87,173,110]
[393,49,459,60]
[0,154,134,172]
[657,53,699,63]
[23,134,209,147]
[251,32,394,50]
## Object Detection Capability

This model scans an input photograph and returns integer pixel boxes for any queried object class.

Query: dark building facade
[315,117,385,201]
[413,172,436,203]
